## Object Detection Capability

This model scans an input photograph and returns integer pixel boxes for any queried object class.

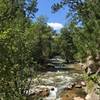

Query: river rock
[39,88,49,97]
[81,81,86,86]
[26,85,49,96]
[74,97,84,100]
[67,85,73,89]
[75,84,82,88]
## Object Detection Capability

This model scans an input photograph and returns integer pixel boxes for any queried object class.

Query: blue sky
[34,0,70,30]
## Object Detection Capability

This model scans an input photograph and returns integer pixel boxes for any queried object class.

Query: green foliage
[0,0,38,31]
[60,26,77,62]
[0,0,38,99]
[87,80,94,93]
[53,0,100,60]
[26,16,53,63]
[50,34,61,57]
[0,29,31,99]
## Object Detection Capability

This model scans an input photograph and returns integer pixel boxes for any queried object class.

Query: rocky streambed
[25,58,100,100]
[26,57,87,100]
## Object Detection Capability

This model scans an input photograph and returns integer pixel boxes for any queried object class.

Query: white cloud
[47,22,63,30]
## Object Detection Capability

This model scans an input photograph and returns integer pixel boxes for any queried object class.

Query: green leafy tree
[26,16,53,64]
[51,34,61,57]
[52,0,100,60]
[60,26,77,63]
[0,0,38,31]
[0,0,38,99]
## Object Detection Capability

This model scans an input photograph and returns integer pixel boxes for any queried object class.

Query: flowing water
[27,57,84,100]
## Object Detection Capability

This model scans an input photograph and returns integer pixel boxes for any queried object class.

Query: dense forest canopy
[0,0,100,99]
[52,0,100,59]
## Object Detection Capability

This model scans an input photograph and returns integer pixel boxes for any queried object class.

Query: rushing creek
[27,57,85,100]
